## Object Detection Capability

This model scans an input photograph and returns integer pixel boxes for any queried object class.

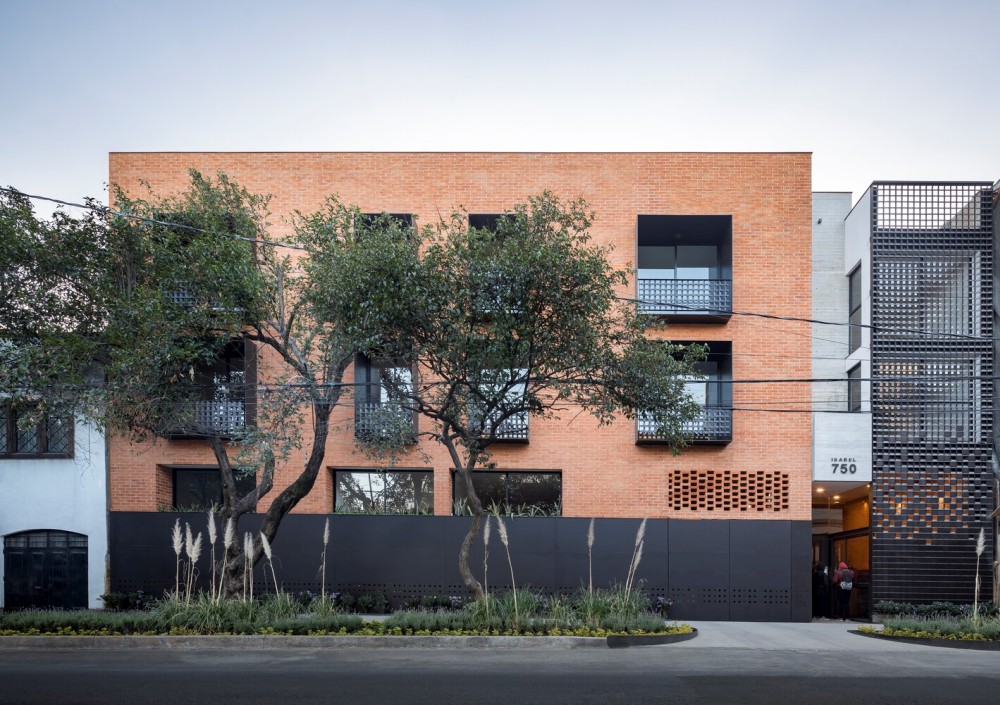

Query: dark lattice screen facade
[869,182,995,604]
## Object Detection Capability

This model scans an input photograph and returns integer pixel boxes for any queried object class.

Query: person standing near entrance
[833,561,855,621]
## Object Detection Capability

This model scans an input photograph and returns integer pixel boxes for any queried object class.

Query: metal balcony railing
[193,400,245,435]
[470,411,530,442]
[637,279,732,317]
[354,402,416,440]
[637,406,732,444]
[167,399,246,438]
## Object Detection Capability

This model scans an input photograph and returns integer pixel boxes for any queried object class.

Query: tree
[0,174,416,595]
[344,193,705,598]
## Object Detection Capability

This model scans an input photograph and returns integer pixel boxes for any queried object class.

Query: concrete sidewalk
[682,619,914,651]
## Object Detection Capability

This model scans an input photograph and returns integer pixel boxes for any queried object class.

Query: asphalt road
[1,624,998,705]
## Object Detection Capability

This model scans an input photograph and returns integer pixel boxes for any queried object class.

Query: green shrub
[100,591,158,611]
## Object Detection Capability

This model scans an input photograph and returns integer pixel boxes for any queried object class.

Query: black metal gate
[3,530,88,609]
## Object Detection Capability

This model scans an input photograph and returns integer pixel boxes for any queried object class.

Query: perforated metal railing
[354,402,415,439]
[637,406,732,443]
[637,279,732,315]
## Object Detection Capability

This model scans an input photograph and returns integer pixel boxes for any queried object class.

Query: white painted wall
[0,418,107,608]
[812,192,873,481]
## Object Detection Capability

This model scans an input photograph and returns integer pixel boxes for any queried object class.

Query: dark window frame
[847,364,862,412]
[848,265,862,354]
[451,469,562,516]
[333,468,434,515]
[0,404,74,459]
[171,466,256,510]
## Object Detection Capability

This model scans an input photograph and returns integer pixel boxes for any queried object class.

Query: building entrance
[3,530,88,609]
[812,481,870,619]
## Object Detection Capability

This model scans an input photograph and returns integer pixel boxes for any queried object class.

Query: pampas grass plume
[497,516,509,548]
[484,515,492,548]
[323,518,330,547]
[587,518,595,550]
[260,532,273,561]
[172,519,183,557]
[976,528,985,557]
[185,523,194,559]
[634,518,647,549]
[207,510,217,545]
[190,533,203,564]
[224,518,235,551]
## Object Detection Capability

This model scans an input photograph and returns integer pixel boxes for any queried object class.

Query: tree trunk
[449,439,486,600]
[209,367,343,597]
[458,513,484,600]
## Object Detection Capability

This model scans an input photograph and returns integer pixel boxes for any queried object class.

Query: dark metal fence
[110,513,810,621]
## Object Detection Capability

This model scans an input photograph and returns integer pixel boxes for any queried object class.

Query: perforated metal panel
[869,182,995,604]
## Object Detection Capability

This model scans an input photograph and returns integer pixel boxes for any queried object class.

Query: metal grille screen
[869,182,995,604]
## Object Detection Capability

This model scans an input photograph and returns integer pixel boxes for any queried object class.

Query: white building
[1,411,107,609]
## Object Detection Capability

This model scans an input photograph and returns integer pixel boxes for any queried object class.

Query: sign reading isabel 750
[812,413,872,482]
[830,457,858,475]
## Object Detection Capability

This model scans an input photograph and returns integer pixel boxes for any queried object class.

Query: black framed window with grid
[0,405,74,458]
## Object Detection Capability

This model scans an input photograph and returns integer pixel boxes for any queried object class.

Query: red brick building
[107,153,814,620]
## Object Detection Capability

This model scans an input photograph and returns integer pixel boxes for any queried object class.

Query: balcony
[161,340,252,440]
[354,401,417,442]
[165,398,246,439]
[637,214,732,323]
[470,411,530,443]
[637,406,732,445]
[637,278,732,319]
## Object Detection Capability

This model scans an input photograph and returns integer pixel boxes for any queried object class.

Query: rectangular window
[453,470,561,516]
[847,365,862,412]
[636,215,732,318]
[354,355,416,441]
[470,368,529,441]
[334,469,433,514]
[0,405,74,459]
[172,467,256,510]
[848,266,862,354]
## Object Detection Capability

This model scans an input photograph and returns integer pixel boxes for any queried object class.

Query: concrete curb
[0,630,697,650]
[852,629,1000,651]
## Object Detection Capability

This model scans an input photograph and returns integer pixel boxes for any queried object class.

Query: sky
[1,0,998,213]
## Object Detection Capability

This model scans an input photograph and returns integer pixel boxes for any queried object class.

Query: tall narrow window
[847,364,862,412]
[848,266,862,354]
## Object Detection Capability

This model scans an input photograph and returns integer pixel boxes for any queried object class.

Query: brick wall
[108,152,813,520]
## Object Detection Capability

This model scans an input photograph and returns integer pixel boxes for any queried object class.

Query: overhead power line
[5,186,995,344]
[624,295,995,343]
[0,186,307,251]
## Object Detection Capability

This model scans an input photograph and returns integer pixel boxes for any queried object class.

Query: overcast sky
[2,0,997,213]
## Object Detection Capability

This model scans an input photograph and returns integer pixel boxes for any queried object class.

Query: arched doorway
[3,530,88,609]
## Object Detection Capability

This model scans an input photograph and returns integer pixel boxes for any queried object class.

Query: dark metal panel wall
[110,513,811,621]
[869,182,996,604]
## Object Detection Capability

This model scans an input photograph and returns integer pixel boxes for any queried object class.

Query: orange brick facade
[108,152,813,521]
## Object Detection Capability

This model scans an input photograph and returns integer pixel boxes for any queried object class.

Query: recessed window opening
[334,469,433,514]
[847,365,862,412]
[848,265,862,353]
[453,470,561,516]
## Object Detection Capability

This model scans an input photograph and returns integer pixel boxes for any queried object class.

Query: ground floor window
[453,470,562,516]
[3,530,88,609]
[334,469,433,514]
[172,466,256,510]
